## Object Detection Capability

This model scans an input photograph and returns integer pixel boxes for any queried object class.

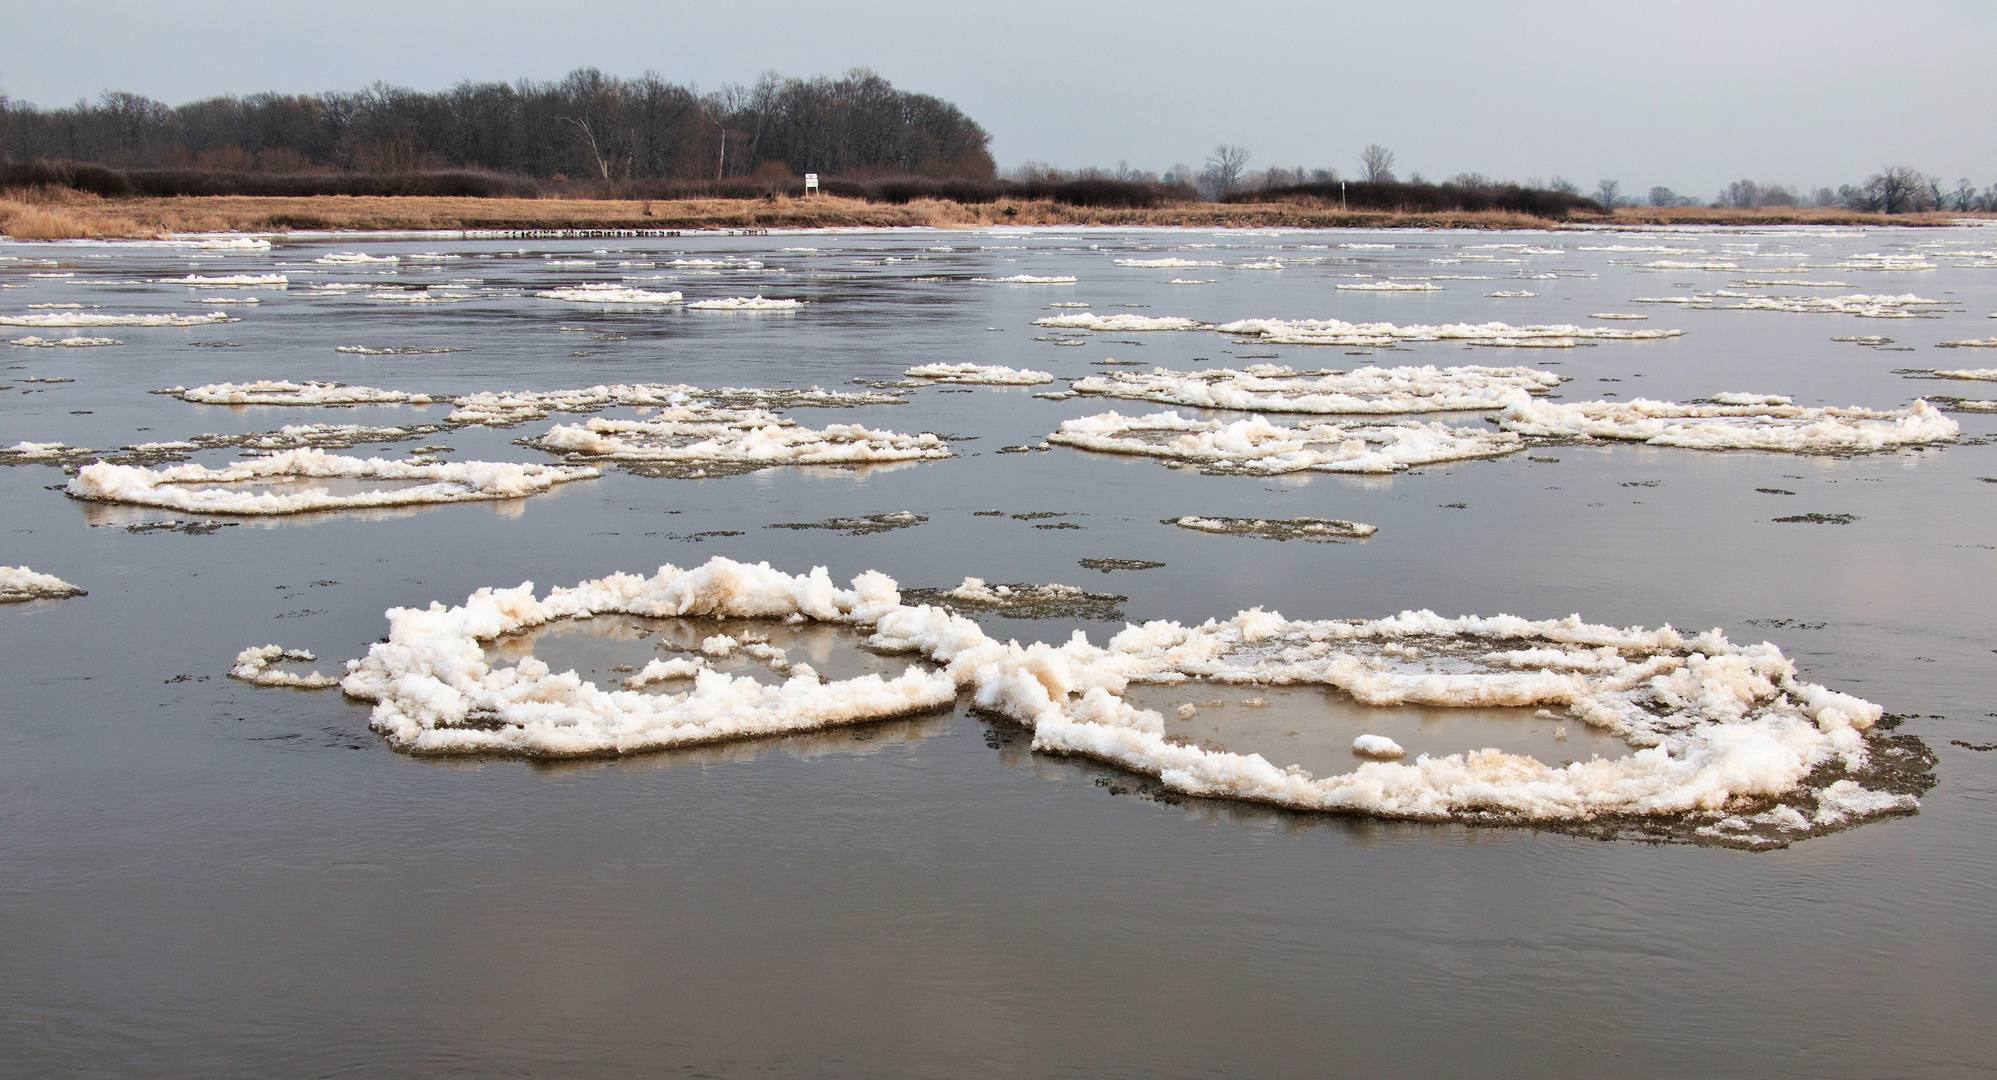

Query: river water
[3,225,1993,1077]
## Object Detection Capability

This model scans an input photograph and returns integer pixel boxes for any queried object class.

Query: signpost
[804,173,819,196]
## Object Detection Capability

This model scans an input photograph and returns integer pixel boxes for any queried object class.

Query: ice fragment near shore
[66,449,597,515]
[0,565,85,602]
[1049,409,1522,474]
[1072,363,1560,414]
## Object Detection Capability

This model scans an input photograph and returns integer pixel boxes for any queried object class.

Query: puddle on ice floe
[1126,681,1629,778]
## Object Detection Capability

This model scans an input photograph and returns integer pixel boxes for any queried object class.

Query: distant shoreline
[0,192,1981,239]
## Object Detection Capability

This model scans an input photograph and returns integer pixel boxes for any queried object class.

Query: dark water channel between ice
[3,226,1995,1077]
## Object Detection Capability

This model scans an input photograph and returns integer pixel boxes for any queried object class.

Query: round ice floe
[904,363,1053,385]
[534,283,683,304]
[1033,313,1209,332]
[1048,409,1522,474]
[529,413,951,472]
[1497,393,1958,453]
[9,336,121,347]
[1072,364,1560,414]
[65,449,597,515]
[341,559,953,756]
[1352,734,1405,758]
[685,295,801,310]
[1218,317,1681,348]
[302,556,1923,845]
[0,565,85,602]
[0,312,238,327]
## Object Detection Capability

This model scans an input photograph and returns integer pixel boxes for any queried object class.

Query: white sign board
[804,173,819,192]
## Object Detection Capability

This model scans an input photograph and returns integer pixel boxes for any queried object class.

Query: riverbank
[0,187,1977,238]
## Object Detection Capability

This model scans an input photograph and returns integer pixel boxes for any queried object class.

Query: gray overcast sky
[3,0,1992,195]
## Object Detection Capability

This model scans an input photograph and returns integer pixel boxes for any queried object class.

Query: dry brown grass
[0,186,155,240]
[6,193,1985,238]
[1600,205,1978,227]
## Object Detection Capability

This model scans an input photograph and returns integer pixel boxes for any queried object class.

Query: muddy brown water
[3,228,1995,1077]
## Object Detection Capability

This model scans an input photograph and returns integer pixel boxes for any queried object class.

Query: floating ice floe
[1232,261,1285,270]
[0,311,238,327]
[3,422,449,469]
[1835,254,1936,271]
[1049,410,1522,474]
[1487,291,1538,298]
[167,380,436,407]
[685,296,801,310]
[1167,515,1377,541]
[528,412,951,476]
[230,645,339,688]
[1336,281,1442,292]
[164,381,898,427]
[1114,258,1220,268]
[1217,317,1681,348]
[446,384,897,426]
[971,274,1078,284]
[1641,260,1742,271]
[1937,339,1997,349]
[1071,364,1561,415]
[0,565,85,602]
[1730,279,1853,288]
[334,345,471,355]
[534,283,684,304]
[317,556,1924,846]
[9,335,121,347]
[903,363,1054,385]
[898,578,1127,621]
[1032,313,1209,332]
[313,252,399,265]
[1630,292,1943,319]
[177,274,287,287]
[1352,734,1405,759]
[1588,313,1647,321]
[66,449,597,515]
[1497,393,1958,453]
[1047,301,1091,308]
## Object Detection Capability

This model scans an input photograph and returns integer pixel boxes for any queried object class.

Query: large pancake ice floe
[65,449,597,514]
[1072,364,1560,414]
[1048,410,1522,474]
[1498,393,1958,452]
[1217,317,1683,348]
[0,311,238,327]
[301,557,1924,846]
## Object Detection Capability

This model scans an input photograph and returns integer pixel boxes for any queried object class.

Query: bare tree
[1852,165,1935,214]
[1200,144,1251,199]
[1359,143,1395,183]
[1593,179,1621,208]
[557,116,610,180]
[1953,178,1976,212]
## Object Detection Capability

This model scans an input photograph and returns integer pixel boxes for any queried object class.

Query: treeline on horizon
[0,68,997,184]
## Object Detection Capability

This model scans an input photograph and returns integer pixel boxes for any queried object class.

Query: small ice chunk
[1352,734,1406,758]
[229,644,338,688]
[0,565,86,602]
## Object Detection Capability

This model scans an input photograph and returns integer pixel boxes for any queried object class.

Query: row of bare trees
[0,68,995,182]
